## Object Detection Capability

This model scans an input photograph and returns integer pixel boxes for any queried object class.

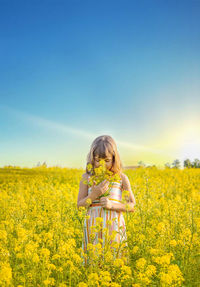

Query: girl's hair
[86,135,123,177]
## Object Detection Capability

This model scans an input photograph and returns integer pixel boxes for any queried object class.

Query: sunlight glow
[177,124,200,161]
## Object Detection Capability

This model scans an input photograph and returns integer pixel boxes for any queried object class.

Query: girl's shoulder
[81,172,89,180]
[81,172,91,184]
[121,172,129,179]
[120,173,131,189]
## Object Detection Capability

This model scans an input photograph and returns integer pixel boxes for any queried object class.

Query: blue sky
[0,0,200,169]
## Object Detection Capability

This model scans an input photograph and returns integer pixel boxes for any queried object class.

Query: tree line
[165,158,200,169]
[137,158,200,169]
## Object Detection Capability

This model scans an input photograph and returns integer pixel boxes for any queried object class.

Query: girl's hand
[99,197,113,210]
[92,180,110,198]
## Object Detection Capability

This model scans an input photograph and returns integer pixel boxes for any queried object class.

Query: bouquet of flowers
[83,159,121,199]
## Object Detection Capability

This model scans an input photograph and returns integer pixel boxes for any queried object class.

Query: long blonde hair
[86,135,123,177]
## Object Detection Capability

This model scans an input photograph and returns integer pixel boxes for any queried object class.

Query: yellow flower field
[0,166,199,286]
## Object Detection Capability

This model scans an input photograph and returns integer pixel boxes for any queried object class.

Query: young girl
[77,135,136,265]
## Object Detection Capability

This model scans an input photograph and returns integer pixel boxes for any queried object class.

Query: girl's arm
[111,173,136,212]
[77,173,98,208]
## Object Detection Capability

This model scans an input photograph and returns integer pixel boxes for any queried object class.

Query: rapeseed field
[0,166,199,286]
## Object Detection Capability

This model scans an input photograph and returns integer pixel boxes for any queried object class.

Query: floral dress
[81,175,128,265]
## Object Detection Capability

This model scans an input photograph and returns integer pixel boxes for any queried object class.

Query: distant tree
[138,161,146,167]
[42,161,47,167]
[145,164,157,169]
[37,161,41,167]
[165,162,171,168]
[172,159,181,169]
[183,159,192,168]
[192,158,200,168]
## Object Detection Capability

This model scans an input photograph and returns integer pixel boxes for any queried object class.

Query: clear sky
[0,0,200,169]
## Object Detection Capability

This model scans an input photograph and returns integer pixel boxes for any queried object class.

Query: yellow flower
[170,239,177,247]
[145,265,156,277]
[96,217,103,224]
[32,253,40,263]
[132,246,139,254]
[121,265,132,276]
[107,219,112,226]
[27,272,33,279]
[88,273,99,287]
[52,254,60,260]
[168,264,184,284]
[109,230,117,241]
[113,258,124,267]
[136,272,151,285]
[86,198,92,206]
[87,159,121,199]
[104,250,113,262]
[16,253,23,259]
[47,263,56,270]
[160,272,173,285]
[100,271,111,286]
[43,277,55,286]
[87,163,93,172]
[160,253,173,265]
[57,267,63,273]
[138,234,145,242]
[0,230,7,243]
[157,222,166,232]
[40,248,50,258]
[98,238,103,244]
[136,258,147,271]
[149,248,160,256]
[78,283,88,287]
[17,226,27,241]
[110,283,121,287]
[0,262,12,284]
[87,243,94,251]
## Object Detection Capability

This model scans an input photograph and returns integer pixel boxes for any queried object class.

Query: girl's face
[94,154,113,170]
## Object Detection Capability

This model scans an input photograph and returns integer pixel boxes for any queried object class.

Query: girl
[77,135,136,265]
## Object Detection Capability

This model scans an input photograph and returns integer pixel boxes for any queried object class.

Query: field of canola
[0,166,200,287]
